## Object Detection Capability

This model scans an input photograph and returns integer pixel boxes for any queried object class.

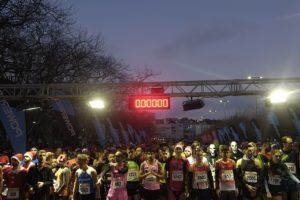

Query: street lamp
[219,99,230,119]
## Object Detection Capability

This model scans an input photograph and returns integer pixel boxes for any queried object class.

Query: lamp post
[219,99,230,119]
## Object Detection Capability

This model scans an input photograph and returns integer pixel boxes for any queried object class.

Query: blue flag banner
[107,119,120,145]
[287,108,300,136]
[217,128,225,144]
[250,119,263,141]
[50,100,76,136]
[119,122,129,145]
[228,125,240,142]
[239,122,248,140]
[93,113,106,147]
[267,111,281,138]
[127,125,136,143]
[0,100,26,153]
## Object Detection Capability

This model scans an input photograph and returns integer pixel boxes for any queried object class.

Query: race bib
[245,171,257,183]
[221,170,234,181]
[79,183,91,195]
[144,175,157,184]
[172,170,184,181]
[268,175,281,186]
[194,172,208,189]
[113,177,124,189]
[285,163,296,174]
[128,170,138,179]
[7,188,20,199]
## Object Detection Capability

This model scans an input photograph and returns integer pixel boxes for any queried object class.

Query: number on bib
[285,163,296,174]
[221,170,234,181]
[7,188,19,199]
[113,177,124,189]
[172,170,184,181]
[244,171,258,183]
[79,183,91,195]
[268,175,281,186]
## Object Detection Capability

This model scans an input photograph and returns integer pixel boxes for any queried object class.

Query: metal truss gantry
[1,77,300,100]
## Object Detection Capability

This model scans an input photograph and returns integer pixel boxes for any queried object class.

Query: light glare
[89,99,105,109]
[269,90,289,104]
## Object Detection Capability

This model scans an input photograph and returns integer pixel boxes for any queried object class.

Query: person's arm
[72,171,79,197]
[152,162,164,179]
[139,162,150,180]
[56,168,70,194]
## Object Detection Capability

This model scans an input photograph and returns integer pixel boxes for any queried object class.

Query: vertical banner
[0,100,26,153]
[217,128,225,144]
[119,122,129,145]
[239,122,248,141]
[127,125,136,143]
[287,108,300,137]
[93,113,106,147]
[107,119,120,145]
[50,100,76,136]
[249,119,263,142]
[267,111,281,139]
[228,125,240,142]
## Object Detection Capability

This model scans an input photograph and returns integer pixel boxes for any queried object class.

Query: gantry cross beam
[1,77,300,100]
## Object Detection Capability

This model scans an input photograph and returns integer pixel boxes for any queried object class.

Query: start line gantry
[1,77,300,100]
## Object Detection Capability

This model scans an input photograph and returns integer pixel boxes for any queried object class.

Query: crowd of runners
[0,136,300,200]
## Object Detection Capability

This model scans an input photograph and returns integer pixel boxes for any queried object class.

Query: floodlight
[89,99,105,109]
[269,90,289,104]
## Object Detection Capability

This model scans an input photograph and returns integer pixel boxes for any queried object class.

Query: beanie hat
[11,153,23,163]
[184,146,192,152]
[175,144,183,151]
[24,151,33,160]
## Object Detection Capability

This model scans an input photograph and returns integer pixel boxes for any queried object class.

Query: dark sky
[66,1,300,119]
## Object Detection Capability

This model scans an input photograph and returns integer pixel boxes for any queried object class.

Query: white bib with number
[144,175,157,184]
[285,163,296,174]
[79,183,91,195]
[245,171,257,183]
[221,170,234,181]
[128,170,138,179]
[172,170,184,181]
[268,175,281,186]
[7,188,19,199]
[194,172,208,189]
[113,177,124,189]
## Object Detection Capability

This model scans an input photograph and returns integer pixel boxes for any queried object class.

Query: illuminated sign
[129,96,170,110]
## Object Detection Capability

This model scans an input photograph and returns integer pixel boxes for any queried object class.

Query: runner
[73,154,97,200]
[22,151,35,171]
[140,147,164,200]
[215,145,238,200]
[158,145,170,200]
[280,136,300,200]
[165,144,189,200]
[107,151,128,200]
[188,145,213,200]
[27,150,54,200]
[236,143,262,200]
[126,145,141,200]
[2,154,27,200]
[54,154,71,200]
[230,141,243,162]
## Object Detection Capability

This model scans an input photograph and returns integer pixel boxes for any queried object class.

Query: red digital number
[129,96,170,110]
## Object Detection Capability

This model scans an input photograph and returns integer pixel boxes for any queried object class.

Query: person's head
[208,144,216,157]
[24,151,33,163]
[230,141,238,154]
[37,150,45,163]
[115,151,126,163]
[160,146,170,161]
[45,152,54,164]
[31,147,38,156]
[184,146,192,158]
[135,146,143,157]
[271,149,282,164]
[107,152,116,163]
[127,145,136,160]
[282,136,293,151]
[57,154,67,167]
[244,144,255,159]
[76,154,89,169]
[194,145,204,161]
[219,145,229,159]
[174,144,183,157]
[11,154,22,168]
[145,148,156,161]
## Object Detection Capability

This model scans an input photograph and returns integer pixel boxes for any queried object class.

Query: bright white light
[247,76,252,80]
[23,107,41,111]
[269,90,289,104]
[89,99,105,109]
